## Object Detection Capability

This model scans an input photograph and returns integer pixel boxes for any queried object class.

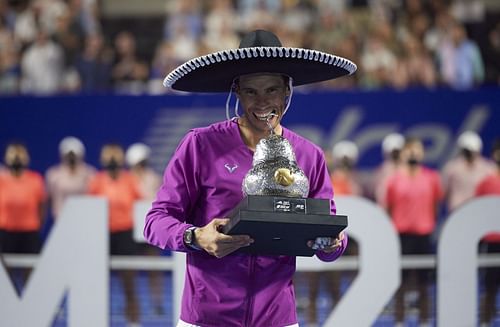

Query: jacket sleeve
[308,150,348,262]
[143,131,201,252]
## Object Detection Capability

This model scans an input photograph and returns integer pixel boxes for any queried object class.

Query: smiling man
[144,30,356,327]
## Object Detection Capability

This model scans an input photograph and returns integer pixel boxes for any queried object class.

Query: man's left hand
[307,232,345,253]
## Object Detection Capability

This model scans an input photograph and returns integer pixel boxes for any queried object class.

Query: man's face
[236,73,289,133]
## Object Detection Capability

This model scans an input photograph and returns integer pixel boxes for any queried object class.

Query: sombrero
[164,29,357,92]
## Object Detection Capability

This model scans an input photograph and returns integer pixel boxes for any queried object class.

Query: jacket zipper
[244,255,256,327]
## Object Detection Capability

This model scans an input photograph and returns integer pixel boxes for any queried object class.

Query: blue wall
[1,88,499,174]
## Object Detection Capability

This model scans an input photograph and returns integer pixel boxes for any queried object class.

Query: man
[385,137,443,326]
[475,139,500,327]
[88,143,142,326]
[46,136,96,220]
[442,131,494,212]
[144,30,356,326]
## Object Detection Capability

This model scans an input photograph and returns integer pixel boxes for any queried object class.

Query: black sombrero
[163,30,357,93]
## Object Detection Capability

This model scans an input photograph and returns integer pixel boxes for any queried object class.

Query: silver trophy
[243,134,309,198]
[224,115,347,256]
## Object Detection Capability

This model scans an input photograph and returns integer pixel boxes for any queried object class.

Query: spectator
[164,0,202,42]
[111,31,149,94]
[437,21,485,89]
[374,132,404,204]
[20,28,64,94]
[202,0,239,53]
[75,33,113,93]
[392,33,436,89]
[13,1,38,46]
[442,131,495,212]
[0,22,21,94]
[45,136,95,220]
[475,139,500,327]
[126,143,164,315]
[483,22,500,85]
[0,142,46,287]
[385,137,443,326]
[88,143,142,326]
[68,0,101,36]
[360,23,397,88]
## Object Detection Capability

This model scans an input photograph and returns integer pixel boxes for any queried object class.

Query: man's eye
[245,90,256,95]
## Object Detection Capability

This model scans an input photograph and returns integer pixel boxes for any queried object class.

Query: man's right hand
[194,218,253,258]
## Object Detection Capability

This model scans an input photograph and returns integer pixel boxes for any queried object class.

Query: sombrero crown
[164,30,357,93]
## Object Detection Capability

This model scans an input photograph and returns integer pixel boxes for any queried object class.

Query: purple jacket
[144,120,348,327]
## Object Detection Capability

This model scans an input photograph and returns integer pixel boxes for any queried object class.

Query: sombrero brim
[164,47,357,92]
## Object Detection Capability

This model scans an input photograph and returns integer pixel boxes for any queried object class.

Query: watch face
[184,229,193,244]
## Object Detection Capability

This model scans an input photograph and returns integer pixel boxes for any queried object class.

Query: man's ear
[285,86,291,97]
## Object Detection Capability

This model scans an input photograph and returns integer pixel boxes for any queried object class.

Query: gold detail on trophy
[274,168,295,186]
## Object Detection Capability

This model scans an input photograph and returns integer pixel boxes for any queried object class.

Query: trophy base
[223,195,348,257]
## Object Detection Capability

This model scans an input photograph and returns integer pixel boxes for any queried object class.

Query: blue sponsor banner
[1,88,499,175]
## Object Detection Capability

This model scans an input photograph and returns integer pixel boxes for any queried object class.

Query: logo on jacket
[224,163,238,173]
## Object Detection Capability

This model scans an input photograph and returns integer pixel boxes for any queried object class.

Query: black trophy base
[223,195,348,257]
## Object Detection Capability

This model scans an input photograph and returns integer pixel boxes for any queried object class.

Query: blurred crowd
[1,0,500,95]
[1,131,500,325]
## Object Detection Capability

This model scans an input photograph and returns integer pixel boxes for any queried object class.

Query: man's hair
[233,74,290,90]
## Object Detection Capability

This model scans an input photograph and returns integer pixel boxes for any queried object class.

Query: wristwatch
[183,226,201,250]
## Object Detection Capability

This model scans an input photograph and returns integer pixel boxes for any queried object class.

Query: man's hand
[194,218,254,258]
[307,232,345,253]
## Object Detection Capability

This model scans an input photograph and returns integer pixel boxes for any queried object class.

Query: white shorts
[177,319,299,327]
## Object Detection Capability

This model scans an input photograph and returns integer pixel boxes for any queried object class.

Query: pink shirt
[46,163,96,218]
[475,172,500,243]
[442,156,495,211]
[386,167,443,235]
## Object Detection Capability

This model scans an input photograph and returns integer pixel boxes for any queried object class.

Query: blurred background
[1,0,500,326]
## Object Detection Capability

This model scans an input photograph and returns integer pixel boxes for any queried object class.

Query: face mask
[105,159,120,171]
[407,157,420,166]
[390,150,401,161]
[340,158,354,170]
[8,159,25,172]
[462,149,474,161]
[65,152,78,167]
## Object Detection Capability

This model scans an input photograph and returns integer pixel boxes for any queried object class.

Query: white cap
[59,136,85,157]
[126,143,151,167]
[457,131,482,152]
[332,141,359,163]
[382,133,404,155]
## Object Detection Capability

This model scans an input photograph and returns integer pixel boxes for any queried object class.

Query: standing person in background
[374,132,404,205]
[126,142,164,315]
[329,140,362,196]
[46,136,95,220]
[307,140,361,327]
[0,142,46,289]
[385,137,443,327]
[475,139,500,327]
[88,143,142,327]
[442,131,494,212]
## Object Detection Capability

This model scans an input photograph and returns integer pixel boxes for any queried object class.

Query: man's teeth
[255,111,275,121]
